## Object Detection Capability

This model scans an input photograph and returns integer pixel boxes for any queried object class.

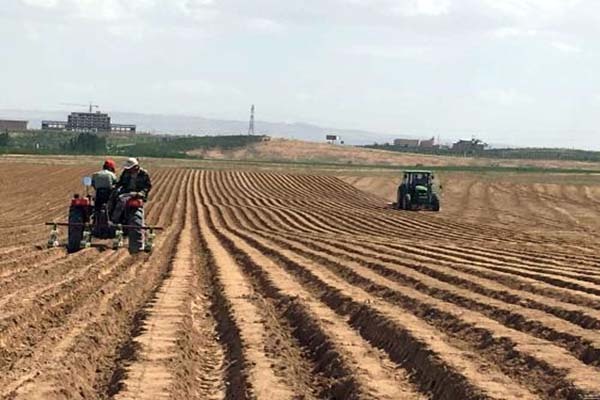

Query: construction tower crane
[61,102,100,113]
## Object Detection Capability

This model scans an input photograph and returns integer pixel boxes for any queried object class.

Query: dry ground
[340,172,600,240]
[1,160,600,400]
[190,138,600,170]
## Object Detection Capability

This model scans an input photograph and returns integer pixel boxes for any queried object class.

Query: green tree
[0,132,10,147]
[65,133,107,154]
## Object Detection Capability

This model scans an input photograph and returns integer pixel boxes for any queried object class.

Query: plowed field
[2,163,600,400]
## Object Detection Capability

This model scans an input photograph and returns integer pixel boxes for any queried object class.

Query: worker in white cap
[111,157,152,224]
[117,157,152,199]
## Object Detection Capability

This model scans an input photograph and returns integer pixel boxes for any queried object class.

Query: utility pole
[248,104,255,135]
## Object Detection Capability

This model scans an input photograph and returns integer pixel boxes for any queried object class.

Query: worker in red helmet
[92,159,118,211]
[92,159,117,188]
[103,159,116,173]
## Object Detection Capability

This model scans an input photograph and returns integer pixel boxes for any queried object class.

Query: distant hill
[0,109,407,146]
[189,138,600,171]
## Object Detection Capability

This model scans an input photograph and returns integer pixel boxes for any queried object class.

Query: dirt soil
[340,172,600,241]
[189,138,600,170]
[1,160,600,400]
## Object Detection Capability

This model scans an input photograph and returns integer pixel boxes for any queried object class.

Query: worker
[92,159,117,210]
[116,157,152,200]
[111,157,152,223]
[110,158,153,253]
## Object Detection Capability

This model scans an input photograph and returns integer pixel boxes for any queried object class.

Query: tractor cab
[396,170,440,211]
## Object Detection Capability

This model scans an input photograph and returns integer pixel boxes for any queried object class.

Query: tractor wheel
[402,194,411,210]
[67,206,84,253]
[127,208,145,254]
[431,194,440,212]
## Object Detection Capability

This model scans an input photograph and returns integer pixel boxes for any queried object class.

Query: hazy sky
[2,0,600,147]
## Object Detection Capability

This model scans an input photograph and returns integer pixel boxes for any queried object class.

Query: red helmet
[103,159,116,172]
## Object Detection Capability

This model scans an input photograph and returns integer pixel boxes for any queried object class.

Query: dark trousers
[95,188,112,212]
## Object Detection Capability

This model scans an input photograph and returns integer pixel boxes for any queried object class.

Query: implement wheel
[127,208,145,254]
[67,206,84,253]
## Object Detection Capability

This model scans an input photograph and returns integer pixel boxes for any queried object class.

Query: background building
[68,112,111,132]
[393,139,420,148]
[110,124,137,133]
[393,137,439,149]
[419,137,436,148]
[0,120,28,131]
[42,111,136,133]
[452,139,487,154]
[41,121,67,130]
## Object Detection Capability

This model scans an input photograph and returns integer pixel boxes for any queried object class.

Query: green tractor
[396,170,441,211]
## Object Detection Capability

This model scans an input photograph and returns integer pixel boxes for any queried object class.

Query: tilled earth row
[1,164,600,399]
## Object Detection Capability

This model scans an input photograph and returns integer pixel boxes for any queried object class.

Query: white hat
[123,157,139,170]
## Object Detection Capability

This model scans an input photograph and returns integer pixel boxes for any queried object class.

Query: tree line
[364,143,600,163]
[0,131,266,157]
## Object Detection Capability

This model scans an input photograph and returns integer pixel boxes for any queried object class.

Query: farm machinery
[47,176,162,253]
[394,170,441,211]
